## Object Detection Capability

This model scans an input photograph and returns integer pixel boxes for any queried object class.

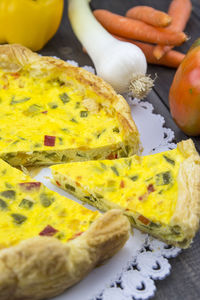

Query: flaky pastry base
[0,209,130,300]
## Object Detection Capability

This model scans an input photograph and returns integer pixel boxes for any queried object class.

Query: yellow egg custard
[0,158,101,249]
[0,44,140,167]
[51,140,200,248]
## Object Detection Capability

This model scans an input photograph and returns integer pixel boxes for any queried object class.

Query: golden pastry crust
[0,209,130,300]
[170,139,200,247]
[0,44,141,158]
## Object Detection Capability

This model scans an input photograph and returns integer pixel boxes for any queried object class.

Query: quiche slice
[51,139,200,248]
[0,159,130,300]
[0,44,140,167]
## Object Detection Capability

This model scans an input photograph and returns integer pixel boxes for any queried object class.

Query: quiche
[0,158,130,300]
[51,139,200,248]
[0,44,140,167]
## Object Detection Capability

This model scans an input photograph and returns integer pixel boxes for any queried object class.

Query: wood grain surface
[40,1,200,299]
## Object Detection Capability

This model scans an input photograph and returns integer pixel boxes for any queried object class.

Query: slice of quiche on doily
[0,158,130,300]
[51,139,200,248]
[0,44,140,167]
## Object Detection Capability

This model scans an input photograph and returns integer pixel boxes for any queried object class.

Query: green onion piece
[113,127,120,133]
[1,190,16,199]
[155,171,172,186]
[80,111,88,117]
[59,93,70,104]
[19,199,34,209]
[40,193,54,207]
[11,213,27,224]
[163,155,175,165]
[10,96,31,105]
[65,184,76,192]
[130,175,138,181]
[0,199,8,210]
[111,166,119,176]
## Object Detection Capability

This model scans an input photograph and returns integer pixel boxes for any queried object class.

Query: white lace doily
[34,60,181,300]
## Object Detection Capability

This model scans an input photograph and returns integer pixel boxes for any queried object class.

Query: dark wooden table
[40,1,200,299]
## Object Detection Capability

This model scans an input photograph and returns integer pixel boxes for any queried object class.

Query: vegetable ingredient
[68,0,153,99]
[169,39,200,136]
[153,0,192,59]
[11,213,27,225]
[44,135,56,147]
[39,225,58,236]
[19,182,41,192]
[126,6,172,27]
[93,9,187,46]
[113,35,185,68]
[0,0,64,51]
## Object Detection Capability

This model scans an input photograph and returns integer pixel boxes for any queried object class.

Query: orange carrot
[126,6,172,27]
[93,9,187,46]
[153,0,192,59]
[113,35,185,68]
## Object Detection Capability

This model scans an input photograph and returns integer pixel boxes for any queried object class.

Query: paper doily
[35,60,182,300]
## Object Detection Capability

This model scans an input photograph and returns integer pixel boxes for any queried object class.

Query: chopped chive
[0,199,8,210]
[18,136,26,141]
[5,182,13,189]
[155,171,172,186]
[80,111,88,118]
[163,155,175,165]
[61,128,69,133]
[75,102,80,108]
[1,190,16,200]
[130,175,139,181]
[11,213,27,224]
[10,96,31,105]
[12,140,20,145]
[111,166,119,176]
[34,143,42,148]
[19,198,34,209]
[58,137,63,145]
[97,129,106,138]
[65,184,76,192]
[40,193,54,207]
[71,118,78,123]
[76,152,85,157]
[48,102,58,109]
[113,127,120,133]
[59,92,70,104]
[26,104,41,113]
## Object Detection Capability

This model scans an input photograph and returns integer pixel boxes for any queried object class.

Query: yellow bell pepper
[0,0,64,51]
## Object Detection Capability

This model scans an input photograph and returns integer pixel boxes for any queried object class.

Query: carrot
[126,6,172,27]
[113,35,185,68]
[93,9,187,46]
[153,0,192,59]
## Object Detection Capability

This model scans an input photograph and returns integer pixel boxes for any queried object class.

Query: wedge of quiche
[0,158,130,300]
[0,44,140,167]
[51,139,200,248]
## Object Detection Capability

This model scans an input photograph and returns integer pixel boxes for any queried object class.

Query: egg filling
[0,66,138,166]
[0,159,99,249]
[51,147,188,246]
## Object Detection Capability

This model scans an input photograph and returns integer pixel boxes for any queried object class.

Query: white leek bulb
[68,0,153,98]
